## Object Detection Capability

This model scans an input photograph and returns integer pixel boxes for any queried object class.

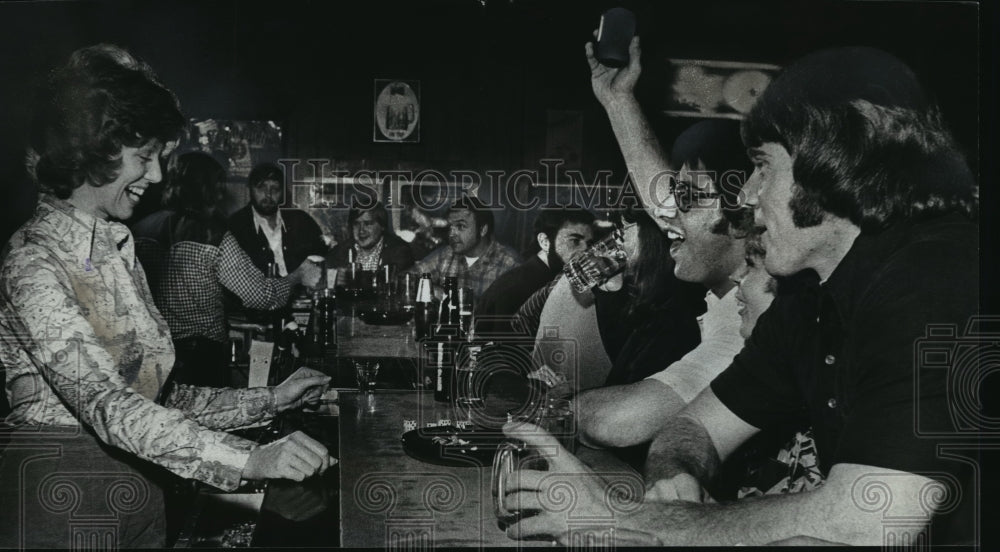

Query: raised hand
[298,260,323,289]
[586,34,642,108]
[242,430,336,482]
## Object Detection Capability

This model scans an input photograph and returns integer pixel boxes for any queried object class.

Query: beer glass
[563,228,627,293]
[491,398,576,523]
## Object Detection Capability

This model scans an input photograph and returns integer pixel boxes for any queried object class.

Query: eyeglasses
[670,180,722,213]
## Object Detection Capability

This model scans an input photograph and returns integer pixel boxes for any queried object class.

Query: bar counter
[179,311,637,548]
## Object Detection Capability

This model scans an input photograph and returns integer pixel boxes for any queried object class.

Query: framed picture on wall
[373,79,421,143]
[663,59,781,119]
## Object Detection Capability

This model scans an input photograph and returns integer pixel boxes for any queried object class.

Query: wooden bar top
[337,390,640,548]
[338,390,516,548]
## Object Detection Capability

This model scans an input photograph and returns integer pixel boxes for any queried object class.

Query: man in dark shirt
[475,207,594,337]
[327,200,415,273]
[228,162,327,276]
[500,44,978,546]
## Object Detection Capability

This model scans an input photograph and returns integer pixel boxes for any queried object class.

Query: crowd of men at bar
[0,26,979,550]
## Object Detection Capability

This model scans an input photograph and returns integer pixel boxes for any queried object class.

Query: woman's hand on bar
[274,367,331,413]
[242,431,336,482]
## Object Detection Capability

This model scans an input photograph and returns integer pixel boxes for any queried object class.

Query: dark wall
[0,0,981,249]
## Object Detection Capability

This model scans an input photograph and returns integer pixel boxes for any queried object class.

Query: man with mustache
[228,162,327,277]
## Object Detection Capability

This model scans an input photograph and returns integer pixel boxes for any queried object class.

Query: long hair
[742,46,977,231]
[162,151,225,213]
[28,44,185,198]
[624,209,700,317]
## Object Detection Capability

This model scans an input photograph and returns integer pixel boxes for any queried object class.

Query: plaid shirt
[413,240,520,298]
[353,238,385,271]
[137,232,292,344]
[0,196,276,491]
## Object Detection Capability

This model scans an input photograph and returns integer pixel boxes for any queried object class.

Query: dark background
[0,0,995,546]
[0,0,984,242]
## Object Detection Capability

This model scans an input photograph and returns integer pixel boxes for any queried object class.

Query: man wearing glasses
[576,117,753,451]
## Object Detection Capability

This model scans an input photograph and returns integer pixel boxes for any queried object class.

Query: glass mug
[563,227,627,293]
[491,398,576,524]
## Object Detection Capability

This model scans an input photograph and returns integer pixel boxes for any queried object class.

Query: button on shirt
[647,287,744,403]
[711,213,978,544]
[0,196,277,491]
[252,208,287,276]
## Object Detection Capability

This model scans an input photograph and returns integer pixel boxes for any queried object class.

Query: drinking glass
[354,359,380,393]
[399,273,417,312]
[563,228,627,293]
[491,397,577,523]
[457,287,474,338]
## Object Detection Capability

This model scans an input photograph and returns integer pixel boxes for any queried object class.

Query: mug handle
[491,441,520,521]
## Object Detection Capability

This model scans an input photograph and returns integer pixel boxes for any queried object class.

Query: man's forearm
[619,488,823,546]
[603,99,674,216]
[644,414,720,486]
[577,380,687,449]
[618,464,927,546]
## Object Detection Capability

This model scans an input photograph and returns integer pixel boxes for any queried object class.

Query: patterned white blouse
[0,196,276,490]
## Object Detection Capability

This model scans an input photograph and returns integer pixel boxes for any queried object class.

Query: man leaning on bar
[497,38,978,547]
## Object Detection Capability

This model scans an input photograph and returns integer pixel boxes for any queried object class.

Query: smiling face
[733,254,777,339]
[250,178,283,217]
[660,161,745,294]
[71,141,164,221]
[746,142,837,277]
[352,210,384,250]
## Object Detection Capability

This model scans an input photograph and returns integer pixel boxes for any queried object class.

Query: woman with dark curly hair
[0,45,333,548]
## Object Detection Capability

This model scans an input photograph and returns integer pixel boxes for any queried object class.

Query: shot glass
[354,359,380,393]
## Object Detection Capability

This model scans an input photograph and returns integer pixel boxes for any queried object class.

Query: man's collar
[706,285,737,309]
[462,238,495,261]
[820,215,970,322]
[251,207,285,234]
[355,237,384,253]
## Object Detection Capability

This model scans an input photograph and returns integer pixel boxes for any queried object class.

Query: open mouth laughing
[665,225,686,256]
[125,183,147,203]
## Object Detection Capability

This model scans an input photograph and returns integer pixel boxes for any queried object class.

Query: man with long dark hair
[501,43,977,546]
[574,118,752,450]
